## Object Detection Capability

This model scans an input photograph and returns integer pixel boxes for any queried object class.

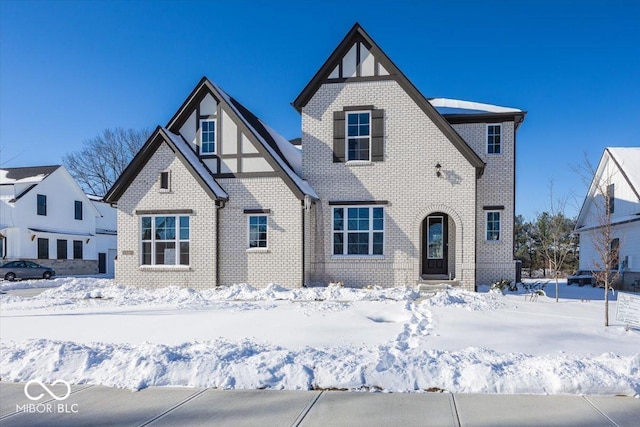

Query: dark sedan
[0,260,55,281]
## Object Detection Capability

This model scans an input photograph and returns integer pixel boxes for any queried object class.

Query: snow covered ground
[1,277,638,396]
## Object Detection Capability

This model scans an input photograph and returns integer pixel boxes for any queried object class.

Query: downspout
[215,200,225,286]
[302,200,305,287]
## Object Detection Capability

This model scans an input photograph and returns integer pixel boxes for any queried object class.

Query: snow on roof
[429,98,522,115]
[607,147,640,195]
[161,128,229,200]
[211,82,318,199]
[0,166,60,185]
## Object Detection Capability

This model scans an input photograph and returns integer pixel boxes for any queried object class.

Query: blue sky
[1,0,638,219]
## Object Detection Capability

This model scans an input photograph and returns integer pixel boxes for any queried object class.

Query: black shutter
[333,111,345,163]
[371,109,384,162]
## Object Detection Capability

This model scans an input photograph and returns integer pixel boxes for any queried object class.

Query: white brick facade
[302,80,478,290]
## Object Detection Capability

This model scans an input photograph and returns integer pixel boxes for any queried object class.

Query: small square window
[487,125,501,154]
[200,119,216,155]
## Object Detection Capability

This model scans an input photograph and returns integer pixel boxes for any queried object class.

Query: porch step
[417,279,460,292]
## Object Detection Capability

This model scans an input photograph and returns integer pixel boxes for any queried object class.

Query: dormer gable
[293,23,486,177]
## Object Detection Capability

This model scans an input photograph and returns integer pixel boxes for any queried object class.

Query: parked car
[0,260,55,281]
[567,270,595,287]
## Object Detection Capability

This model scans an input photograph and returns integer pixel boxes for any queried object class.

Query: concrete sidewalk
[0,382,637,426]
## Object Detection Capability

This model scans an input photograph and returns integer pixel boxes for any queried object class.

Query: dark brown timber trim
[328,200,389,206]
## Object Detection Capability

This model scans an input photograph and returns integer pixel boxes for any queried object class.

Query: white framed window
[141,215,190,265]
[346,111,371,161]
[486,211,501,241]
[248,215,268,249]
[487,124,501,154]
[333,206,384,255]
[200,119,216,155]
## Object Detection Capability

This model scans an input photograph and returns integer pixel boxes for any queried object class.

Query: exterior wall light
[436,163,442,177]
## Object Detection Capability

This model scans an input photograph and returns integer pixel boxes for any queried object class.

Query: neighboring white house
[575,147,640,291]
[105,24,526,291]
[0,165,117,276]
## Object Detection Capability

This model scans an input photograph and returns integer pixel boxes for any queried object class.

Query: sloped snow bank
[1,339,637,395]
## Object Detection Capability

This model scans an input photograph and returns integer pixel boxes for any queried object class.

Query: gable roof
[0,165,60,184]
[104,126,229,203]
[166,77,317,200]
[292,23,488,176]
[575,147,640,229]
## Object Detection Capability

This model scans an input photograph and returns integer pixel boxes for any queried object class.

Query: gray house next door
[422,213,448,276]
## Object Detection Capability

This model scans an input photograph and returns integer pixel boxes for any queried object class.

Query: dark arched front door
[422,213,448,275]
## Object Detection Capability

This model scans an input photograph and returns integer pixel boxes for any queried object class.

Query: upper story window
[346,112,371,161]
[37,194,47,216]
[160,171,171,191]
[607,184,615,214]
[74,201,83,220]
[248,215,268,249]
[333,206,384,256]
[486,211,501,241]
[200,119,216,155]
[487,124,501,154]
[141,216,190,266]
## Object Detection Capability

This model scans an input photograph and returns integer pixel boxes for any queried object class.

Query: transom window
[141,216,190,265]
[248,215,268,248]
[487,124,501,154]
[486,211,501,241]
[200,119,216,155]
[346,112,371,161]
[333,206,384,255]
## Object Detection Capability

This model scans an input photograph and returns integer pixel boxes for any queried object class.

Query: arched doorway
[422,212,448,276]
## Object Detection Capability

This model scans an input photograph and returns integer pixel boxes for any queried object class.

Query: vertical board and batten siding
[115,142,218,289]
[302,79,477,290]
[452,122,517,285]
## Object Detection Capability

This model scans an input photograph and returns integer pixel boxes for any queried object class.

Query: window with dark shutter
[371,109,384,162]
[333,111,345,162]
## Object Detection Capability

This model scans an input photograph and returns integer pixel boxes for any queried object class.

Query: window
[200,119,216,154]
[487,124,501,154]
[333,206,384,255]
[160,171,170,191]
[141,216,190,265]
[486,211,501,241]
[611,238,620,268]
[74,201,83,220]
[248,215,268,249]
[346,112,371,161]
[607,184,615,214]
[73,240,83,259]
[57,239,67,259]
[37,194,47,216]
[37,238,49,259]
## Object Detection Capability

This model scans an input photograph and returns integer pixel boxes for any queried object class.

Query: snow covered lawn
[1,278,638,395]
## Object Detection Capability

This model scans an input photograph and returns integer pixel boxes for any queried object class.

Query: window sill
[331,255,385,260]
[139,265,191,271]
[485,239,502,243]
[246,248,269,253]
[345,160,373,166]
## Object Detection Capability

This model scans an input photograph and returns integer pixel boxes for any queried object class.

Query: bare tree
[63,127,150,196]
[574,153,620,327]
[534,182,578,302]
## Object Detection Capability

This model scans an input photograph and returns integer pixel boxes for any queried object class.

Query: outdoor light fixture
[436,163,442,177]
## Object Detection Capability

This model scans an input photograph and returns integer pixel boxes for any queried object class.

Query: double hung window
[141,216,190,265]
[248,215,268,249]
[487,124,501,154]
[333,206,384,255]
[200,119,216,155]
[486,211,501,241]
[346,112,371,161]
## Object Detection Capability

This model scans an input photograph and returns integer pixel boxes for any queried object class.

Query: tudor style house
[105,24,526,291]
[575,147,640,291]
[0,165,117,275]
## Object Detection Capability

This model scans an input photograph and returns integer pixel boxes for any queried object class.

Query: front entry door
[423,214,448,275]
